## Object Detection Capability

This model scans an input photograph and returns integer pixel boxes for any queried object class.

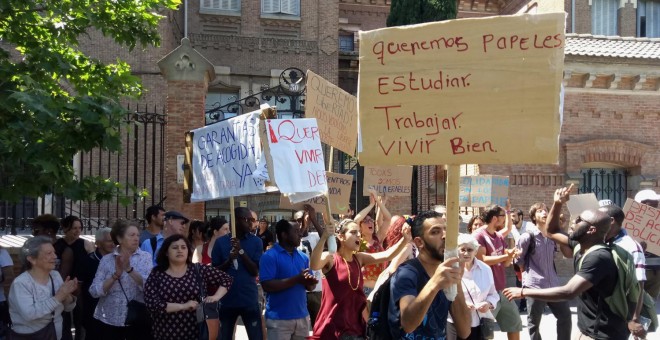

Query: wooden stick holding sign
[444,164,460,301]
[229,197,238,269]
[325,146,337,253]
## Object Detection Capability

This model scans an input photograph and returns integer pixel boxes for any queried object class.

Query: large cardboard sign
[266,118,328,197]
[279,172,353,215]
[622,199,660,256]
[357,13,564,165]
[363,166,413,197]
[565,193,600,218]
[459,175,509,207]
[190,112,266,201]
[305,70,358,155]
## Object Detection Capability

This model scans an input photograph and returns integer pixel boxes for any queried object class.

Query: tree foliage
[387,0,457,27]
[0,0,180,203]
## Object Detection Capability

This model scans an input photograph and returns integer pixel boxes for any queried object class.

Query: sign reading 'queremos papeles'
[357,13,564,165]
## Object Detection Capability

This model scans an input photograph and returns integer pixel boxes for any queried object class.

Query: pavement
[235,300,660,340]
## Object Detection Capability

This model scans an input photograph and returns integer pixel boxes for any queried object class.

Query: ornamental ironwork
[205,68,307,124]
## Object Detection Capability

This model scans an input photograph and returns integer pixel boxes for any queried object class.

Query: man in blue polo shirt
[212,207,264,340]
[260,219,318,339]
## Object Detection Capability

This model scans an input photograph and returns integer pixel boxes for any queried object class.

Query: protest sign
[459,175,509,207]
[190,111,266,202]
[363,166,413,197]
[305,70,358,155]
[565,193,600,218]
[459,176,472,206]
[357,13,564,165]
[266,118,328,197]
[622,199,660,255]
[279,172,353,215]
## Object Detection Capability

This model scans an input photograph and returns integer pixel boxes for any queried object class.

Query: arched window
[579,167,628,207]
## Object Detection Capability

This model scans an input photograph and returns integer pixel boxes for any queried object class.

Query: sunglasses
[574,215,593,226]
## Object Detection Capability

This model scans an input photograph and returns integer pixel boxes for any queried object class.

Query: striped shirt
[610,229,646,281]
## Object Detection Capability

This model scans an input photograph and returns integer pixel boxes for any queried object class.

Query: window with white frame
[591,0,618,36]
[201,0,240,12]
[262,0,300,16]
[638,0,660,37]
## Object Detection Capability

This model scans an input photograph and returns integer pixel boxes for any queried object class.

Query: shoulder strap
[577,244,606,270]
[194,263,206,299]
[407,258,428,293]
[461,279,482,321]
[48,275,55,318]
[150,236,158,258]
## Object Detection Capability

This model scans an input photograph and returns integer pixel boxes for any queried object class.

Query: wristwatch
[238,249,245,255]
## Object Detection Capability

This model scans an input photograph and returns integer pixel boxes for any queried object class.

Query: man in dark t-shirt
[388,210,471,339]
[504,186,636,340]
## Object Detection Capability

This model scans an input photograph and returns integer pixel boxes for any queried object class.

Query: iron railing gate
[579,168,629,207]
[0,104,166,235]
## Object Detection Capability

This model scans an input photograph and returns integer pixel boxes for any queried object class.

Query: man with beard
[389,210,472,339]
[514,203,571,340]
[504,185,631,340]
[140,205,165,244]
[212,207,264,340]
[474,205,521,340]
[259,219,318,339]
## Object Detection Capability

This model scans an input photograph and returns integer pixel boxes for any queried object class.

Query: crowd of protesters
[0,187,658,340]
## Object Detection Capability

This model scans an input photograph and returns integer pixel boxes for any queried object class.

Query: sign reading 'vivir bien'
[357,13,564,165]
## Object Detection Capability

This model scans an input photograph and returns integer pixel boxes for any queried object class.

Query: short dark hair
[411,210,442,238]
[61,215,81,233]
[529,203,547,225]
[513,209,523,218]
[188,220,207,242]
[483,205,504,224]
[32,214,60,233]
[110,219,133,245]
[600,204,625,226]
[155,234,192,271]
[145,205,165,224]
[209,217,228,231]
[235,207,251,219]
[275,219,294,240]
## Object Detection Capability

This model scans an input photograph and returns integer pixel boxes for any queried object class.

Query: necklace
[342,255,361,291]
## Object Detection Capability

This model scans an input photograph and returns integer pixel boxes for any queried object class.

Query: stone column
[157,38,215,220]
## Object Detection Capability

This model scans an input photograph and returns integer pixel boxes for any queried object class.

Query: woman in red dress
[309,219,411,339]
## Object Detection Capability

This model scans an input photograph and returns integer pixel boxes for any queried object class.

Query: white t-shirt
[0,248,13,302]
[298,232,322,292]
[509,221,538,243]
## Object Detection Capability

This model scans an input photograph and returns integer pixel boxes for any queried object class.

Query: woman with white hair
[447,233,499,340]
[8,236,78,339]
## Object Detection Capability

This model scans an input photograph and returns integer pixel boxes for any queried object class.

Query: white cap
[634,189,659,203]
[598,199,613,207]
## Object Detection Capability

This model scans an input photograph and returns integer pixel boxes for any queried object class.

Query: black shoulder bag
[118,276,150,328]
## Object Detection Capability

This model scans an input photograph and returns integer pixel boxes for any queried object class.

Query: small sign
[565,193,600,218]
[622,199,660,256]
[459,175,509,207]
[363,166,413,197]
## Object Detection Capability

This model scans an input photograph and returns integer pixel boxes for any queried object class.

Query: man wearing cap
[140,210,189,266]
[256,217,274,252]
[635,189,660,300]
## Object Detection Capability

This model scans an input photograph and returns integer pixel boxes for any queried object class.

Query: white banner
[190,111,267,201]
[265,118,328,197]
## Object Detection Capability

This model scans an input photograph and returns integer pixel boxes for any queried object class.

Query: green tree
[387,0,457,27]
[0,0,179,203]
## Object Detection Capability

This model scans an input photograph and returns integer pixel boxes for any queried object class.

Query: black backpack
[366,258,426,340]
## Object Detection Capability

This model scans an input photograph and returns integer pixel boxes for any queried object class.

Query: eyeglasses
[362,218,374,223]
[460,248,475,253]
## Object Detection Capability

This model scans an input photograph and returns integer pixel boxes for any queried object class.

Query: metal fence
[0,104,167,235]
[579,168,629,207]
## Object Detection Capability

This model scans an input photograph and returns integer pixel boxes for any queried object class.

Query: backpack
[366,258,426,340]
[150,236,158,258]
[575,243,658,332]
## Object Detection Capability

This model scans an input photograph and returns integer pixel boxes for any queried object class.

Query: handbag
[8,275,57,340]
[193,263,207,324]
[117,275,149,327]
[463,280,495,340]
